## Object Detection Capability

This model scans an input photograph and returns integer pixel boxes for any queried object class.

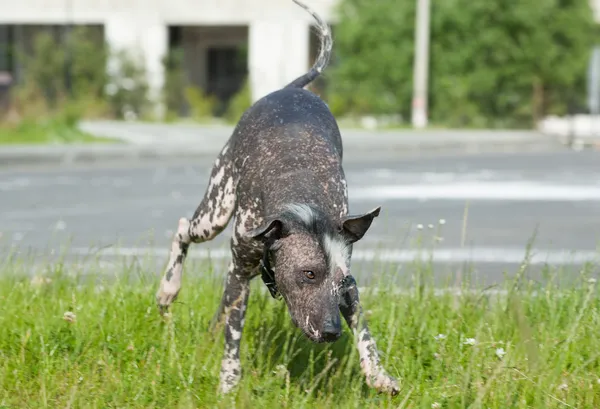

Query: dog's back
[230,86,347,217]
[230,86,343,169]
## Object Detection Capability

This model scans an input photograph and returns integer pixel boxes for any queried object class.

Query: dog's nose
[322,318,342,342]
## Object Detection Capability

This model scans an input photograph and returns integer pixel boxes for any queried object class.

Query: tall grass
[0,248,598,408]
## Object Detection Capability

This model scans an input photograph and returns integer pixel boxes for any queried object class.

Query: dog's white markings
[155,217,192,307]
[357,328,376,373]
[323,234,350,276]
[230,327,242,341]
[235,208,259,240]
[219,357,242,394]
[304,315,320,340]
[284,203,317,226]
[356,327,399,394]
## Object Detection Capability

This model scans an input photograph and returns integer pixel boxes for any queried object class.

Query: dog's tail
[285,0,333,89]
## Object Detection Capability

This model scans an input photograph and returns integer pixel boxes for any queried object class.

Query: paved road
[1,149,599,287]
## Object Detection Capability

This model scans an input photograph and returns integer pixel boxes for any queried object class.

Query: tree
[328,0,598,128]
[327,0,416,117]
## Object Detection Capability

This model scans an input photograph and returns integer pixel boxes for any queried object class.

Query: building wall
[0,0,338,25]
[0,0,337,118]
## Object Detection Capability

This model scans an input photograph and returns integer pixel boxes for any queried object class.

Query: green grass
[0,119,116,145]
[0,253,599,408]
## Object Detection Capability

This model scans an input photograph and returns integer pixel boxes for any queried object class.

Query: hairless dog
[156,0,400,395]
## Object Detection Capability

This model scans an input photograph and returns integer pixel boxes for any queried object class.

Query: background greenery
[0,0,598,140]
[326,0,598,128]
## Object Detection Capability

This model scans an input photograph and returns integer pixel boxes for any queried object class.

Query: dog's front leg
[339,276,400,395]
[217,262,250,395]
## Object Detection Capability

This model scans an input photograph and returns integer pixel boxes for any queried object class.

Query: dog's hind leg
[155,143,236,313]
[339,275,400,396]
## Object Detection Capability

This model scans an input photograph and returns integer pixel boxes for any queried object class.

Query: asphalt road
[1,149,599,287]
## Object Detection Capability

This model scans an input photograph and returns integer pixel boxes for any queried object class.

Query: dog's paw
[155,280,181,314]
[368,370,400,396]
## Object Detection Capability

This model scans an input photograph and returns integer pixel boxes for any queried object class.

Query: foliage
[184,86,218,121]
[5,26,151,123]
[0,115,115,144]
[329,0,598,128]
[10,27,111,119]
[224,77,252,124]
[105,49,150,120]
[327,0,416,118]
[162,47,189,121]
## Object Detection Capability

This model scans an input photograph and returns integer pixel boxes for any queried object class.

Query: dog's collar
[260,246,281,299]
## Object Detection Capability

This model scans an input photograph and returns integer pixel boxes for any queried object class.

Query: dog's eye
[304,271,316,280]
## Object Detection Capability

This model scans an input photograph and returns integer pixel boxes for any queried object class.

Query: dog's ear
[340,206,381,243]
[245,217,285,243]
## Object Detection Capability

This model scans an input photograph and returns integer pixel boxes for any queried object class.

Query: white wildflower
[273,364,288,378]
[495,347,506,359]
[558,383,568,391]
[431,402,441,409]
[588,278,597,284]
[417,224,424,230]
[464,338,476,346]
[63,311,76,323]
[439,219,446,225]
[434,334,447,341]
[428,223,434,229]
[30,276,52,286]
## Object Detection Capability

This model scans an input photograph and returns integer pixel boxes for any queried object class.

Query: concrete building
[1,0,600,118]
[0,0,337,117]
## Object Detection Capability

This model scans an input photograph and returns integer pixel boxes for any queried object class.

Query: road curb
[0,144,224,168]
[0,127,568,168]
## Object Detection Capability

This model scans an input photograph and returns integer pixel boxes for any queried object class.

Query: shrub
[224,78,252,124]
[105,49,150,120]
[162,47,188,121]
[184,86,217,121]
[328,0,598,128]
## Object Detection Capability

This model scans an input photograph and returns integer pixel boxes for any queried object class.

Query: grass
[0,251,599,409]
[0,118,117,145]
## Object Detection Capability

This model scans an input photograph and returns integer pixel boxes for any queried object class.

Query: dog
[155,0,399,396]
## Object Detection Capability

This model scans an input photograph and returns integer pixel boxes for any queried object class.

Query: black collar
[260,246,281,299]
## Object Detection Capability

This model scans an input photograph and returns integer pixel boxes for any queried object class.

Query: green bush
[105,49,150,120]
[184,86,217,121]
[224,78,252,123]
[162,47,188,121]
[329,0,598,128]
[6,27,151,122]
[10,27,110,119]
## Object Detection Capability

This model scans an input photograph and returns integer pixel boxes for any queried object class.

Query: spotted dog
[155,0,399,396]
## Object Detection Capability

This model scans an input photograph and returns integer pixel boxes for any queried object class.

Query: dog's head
[246,203,380,343]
